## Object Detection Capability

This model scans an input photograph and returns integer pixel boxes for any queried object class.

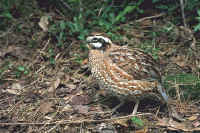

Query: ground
[0,1,200,133]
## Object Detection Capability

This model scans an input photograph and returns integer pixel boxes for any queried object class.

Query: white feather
[91,42,102,48]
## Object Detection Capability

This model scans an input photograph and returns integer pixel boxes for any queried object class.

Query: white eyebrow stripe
[86,36,95,42]
[87,35,112,44]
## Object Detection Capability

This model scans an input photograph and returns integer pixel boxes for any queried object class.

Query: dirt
[0,2,200,133]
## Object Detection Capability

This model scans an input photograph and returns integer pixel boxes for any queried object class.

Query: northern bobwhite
[86,32,178,117]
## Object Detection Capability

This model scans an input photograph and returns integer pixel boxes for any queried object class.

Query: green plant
[0,0,16,19]
[73,53,84,64]
[0,0,37,27]
[131,116,144,127]
[139,39,160,60]
[164,73,200,100]
[66,14,88,40]
[90,0,144,32]
[153,0,179,13]
[15,65,29,78]
[0,61,12,78]
[48,48,55,64]
[49,20,67,47]
[194,9,200,32]
[153,0,200,25]
[48,0,146,49]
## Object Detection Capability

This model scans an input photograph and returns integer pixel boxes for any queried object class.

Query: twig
[179,0,187,27]
[0,25,14,38]
[59,0,72,11]
[135,13,165,22]
[0,113,152,125]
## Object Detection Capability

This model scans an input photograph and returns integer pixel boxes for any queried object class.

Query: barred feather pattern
[87,34,168,102]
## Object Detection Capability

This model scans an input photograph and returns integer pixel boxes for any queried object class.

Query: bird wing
[108,46,162,82]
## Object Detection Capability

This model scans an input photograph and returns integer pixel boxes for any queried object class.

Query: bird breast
[88,49,157,97]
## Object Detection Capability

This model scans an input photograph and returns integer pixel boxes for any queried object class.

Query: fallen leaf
[113,119,128,127]
[97,123,117,133]
[44,116,53,120]
[12,82,23,90]
[53,78,61,89]
[6,89,20,95]
[0,128,9,133]
[62,104,73,112]
[6,83,23,95]
[132,127,148,133]
[156,118,200,131]
[66,84,76,90]
[48,78,61,95]
[39,101,54,114]
[171,55,187,67]
[6,46,30,59]
[73,105,89,114]
[38,15,50,32]
[70,95,90,105]
[188,115,198,121]
[82,59,88,65]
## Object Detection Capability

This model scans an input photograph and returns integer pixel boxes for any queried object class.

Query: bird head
[86,32,112,51]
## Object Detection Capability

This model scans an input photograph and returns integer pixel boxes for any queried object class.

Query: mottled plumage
[86,32,169,115]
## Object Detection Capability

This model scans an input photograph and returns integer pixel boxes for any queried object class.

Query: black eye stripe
[92,38,98,41]
[92,38,105,43]
[99,38,106,43]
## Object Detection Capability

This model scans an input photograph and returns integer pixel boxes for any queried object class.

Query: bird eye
[92,38,98,42]
[98,38,106,44]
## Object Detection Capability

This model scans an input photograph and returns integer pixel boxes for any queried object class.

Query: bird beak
[86,43,91,49]
[86,36,93,43]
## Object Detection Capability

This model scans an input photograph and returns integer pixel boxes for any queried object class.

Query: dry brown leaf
[39,101,54,114]
[53,78,61,88]
[193,121,200,127]
[70,95,90,105]
[157,118,200,131]
[44,116,53,120]
[82,59,88,65]
[0,46,30,59]
[38,15,49,32]
[6,89,20,95]
[48,78,61,94]
[62,104,73,112]
[11,83,22,90]
[64,75,70,82]
[0,128,9,133]
[131,127,148,133]
[6,83,23,95]
[188,115,198,121]
[97,123,117,133]
[113,119,128,127]
[73,105,89,114]
[171,55,187,67]
[66,84,76,90]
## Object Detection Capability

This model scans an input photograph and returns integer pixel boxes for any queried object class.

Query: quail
[86,32,181,119]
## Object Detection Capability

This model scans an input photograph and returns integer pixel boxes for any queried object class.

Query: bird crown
[86,33,112,50]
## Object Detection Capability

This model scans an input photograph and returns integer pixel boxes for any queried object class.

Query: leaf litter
[0,8,200,133]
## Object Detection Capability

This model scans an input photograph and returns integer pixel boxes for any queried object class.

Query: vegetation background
[0,0,200,132]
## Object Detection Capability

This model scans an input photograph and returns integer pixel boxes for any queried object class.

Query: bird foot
[110,101,125,115]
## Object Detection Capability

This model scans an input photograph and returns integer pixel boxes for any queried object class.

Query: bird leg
[157,84,184,121]
[111,100,125,114]
[132,99,140,115]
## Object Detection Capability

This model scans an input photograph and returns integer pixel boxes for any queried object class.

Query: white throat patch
[87,35,112,44]
[91,42,102,48]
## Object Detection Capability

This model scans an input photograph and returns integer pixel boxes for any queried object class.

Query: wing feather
[108,46,161,81]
